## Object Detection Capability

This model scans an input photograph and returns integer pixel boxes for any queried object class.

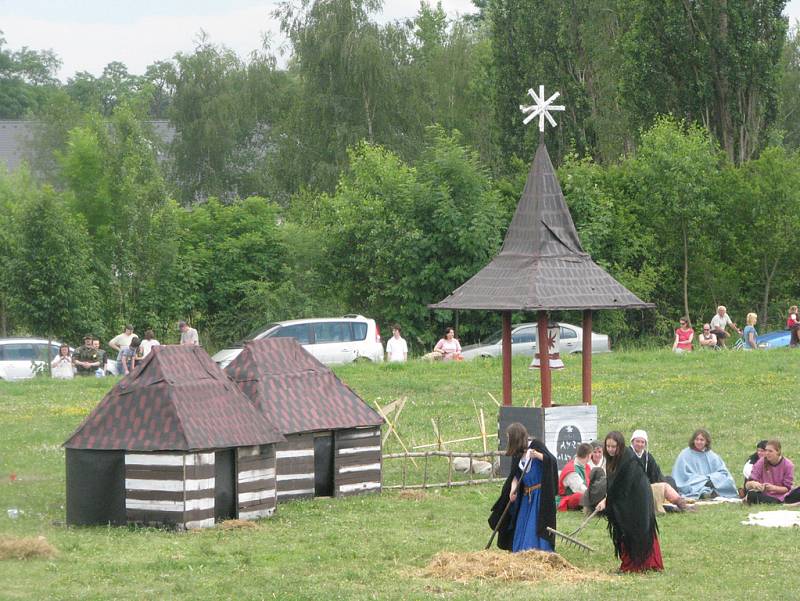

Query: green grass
[1,349,799,600]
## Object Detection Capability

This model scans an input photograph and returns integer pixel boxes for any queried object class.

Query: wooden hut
[64,345,285,529]
[225,338,384,501]
[431,137,653,472]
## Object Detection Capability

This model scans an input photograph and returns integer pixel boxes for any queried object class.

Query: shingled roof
[430,142,653,311]
[64,345,285,451]
[225,338,384,435]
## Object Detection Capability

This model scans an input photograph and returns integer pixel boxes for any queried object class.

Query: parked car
[756,330,792,350]
[459,322,610,360]
[0,338,69,381]
[211,315,384,368]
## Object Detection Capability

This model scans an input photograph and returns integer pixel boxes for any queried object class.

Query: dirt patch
[0,536,58,560]
[398,490,429,501]
[218,519,259,530]
[424,549,610,583]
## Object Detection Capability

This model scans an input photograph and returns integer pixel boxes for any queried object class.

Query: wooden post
[582,309,592,405]
[537,310,552,408]
[502,311,512,406]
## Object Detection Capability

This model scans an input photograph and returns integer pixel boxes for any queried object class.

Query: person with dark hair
[92,337,107,376]
[587,440,605,470]
[139,329,160,357]
[787,306,799,347]
[743,440,768,487]
[433,327,461,361]
[73,334,100,376]
[595,431,663,573]
[557,442,592,511]
[671,429,738,499]
[745,440,794,505]
[51,343,74,379]
[120,336,141,375]
[508,426,558,552]
[672,317,694,353]
[385,324,408,362]
[489,423,528,550]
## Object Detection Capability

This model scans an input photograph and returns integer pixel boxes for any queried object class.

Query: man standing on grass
[109,325,136,375]
[92,337,107,375]
[73,334,100,376]
[179,320,199,346]
[385,324,408,362]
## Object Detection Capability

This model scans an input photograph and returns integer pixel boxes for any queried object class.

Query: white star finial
[520,85,565,132]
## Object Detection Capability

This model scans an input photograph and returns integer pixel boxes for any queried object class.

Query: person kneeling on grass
[745,440,795,505]
[557,442,592,511]
[672,428,738,500]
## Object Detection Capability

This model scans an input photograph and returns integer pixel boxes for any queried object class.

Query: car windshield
[482,330,503,345]
[234,323,280,346]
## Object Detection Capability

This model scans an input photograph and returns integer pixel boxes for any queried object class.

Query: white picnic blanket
[742,510,800,528]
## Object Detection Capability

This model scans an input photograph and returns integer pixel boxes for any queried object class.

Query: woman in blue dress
[506,423,558,552]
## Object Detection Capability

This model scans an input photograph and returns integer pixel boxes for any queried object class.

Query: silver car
[459,322,610,360]
[0,337,67,380]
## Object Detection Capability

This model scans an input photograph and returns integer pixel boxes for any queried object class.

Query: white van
[211,315,384,368]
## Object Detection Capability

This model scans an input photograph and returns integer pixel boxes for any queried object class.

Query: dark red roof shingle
[64,345,285,451]
[225,338,384,435]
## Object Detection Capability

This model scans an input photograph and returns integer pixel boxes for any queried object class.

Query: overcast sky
[1,0,799,81]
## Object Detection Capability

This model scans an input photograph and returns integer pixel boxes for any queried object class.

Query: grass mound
[424,549,610,583]
[0,536,58,560]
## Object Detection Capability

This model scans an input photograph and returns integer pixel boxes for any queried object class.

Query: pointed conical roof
[225,338,384,435]
[431,143,653,311]
[64,345,285,451]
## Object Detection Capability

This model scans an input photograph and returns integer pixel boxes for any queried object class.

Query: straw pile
[425,549,609,583]
[218,519,259,530]
[0,536,58,560]
[398,490,428,501]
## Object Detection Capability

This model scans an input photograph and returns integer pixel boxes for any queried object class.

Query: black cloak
[489,439,558,550]
[606,447,658,566]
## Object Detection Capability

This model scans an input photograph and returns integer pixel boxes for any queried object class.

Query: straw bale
[218,519,259,530]
[424,549,609,583]
[0,536,58,560]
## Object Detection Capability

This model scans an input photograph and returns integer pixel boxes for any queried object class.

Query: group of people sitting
[490,425,800,574]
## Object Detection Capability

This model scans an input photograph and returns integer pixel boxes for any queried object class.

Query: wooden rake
[546,507,600,552]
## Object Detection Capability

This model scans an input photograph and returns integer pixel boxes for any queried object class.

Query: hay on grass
[218,519,259,530]
[425,549,609,584]
[398,490,429,501]
[0,536,58,560]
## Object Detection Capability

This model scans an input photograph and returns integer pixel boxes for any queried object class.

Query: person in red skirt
[595,431,664,573]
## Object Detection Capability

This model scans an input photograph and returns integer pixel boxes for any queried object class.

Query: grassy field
[1,349,799,600]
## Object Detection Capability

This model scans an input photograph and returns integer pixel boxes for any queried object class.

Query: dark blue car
[756,330,792,350]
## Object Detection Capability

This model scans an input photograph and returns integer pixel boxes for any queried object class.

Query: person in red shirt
[787,306,799,347]
[672,317,694,353]
[557,442,592,511]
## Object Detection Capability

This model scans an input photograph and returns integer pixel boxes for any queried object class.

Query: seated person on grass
[557,442,592,511]
[630,429,692,512]
[672,428,738,500]
[698,324,718,350]
[587,440,605,471]
[743,440,768,488]
[745,440,794,505]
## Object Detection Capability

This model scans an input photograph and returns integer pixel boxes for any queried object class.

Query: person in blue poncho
[671,429,738,499]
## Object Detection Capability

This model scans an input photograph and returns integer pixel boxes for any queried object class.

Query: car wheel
[354,356,372,363]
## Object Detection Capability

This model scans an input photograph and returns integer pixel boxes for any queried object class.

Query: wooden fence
[382,450,504,490]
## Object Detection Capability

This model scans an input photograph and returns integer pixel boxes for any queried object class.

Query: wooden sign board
[497,405,598,475]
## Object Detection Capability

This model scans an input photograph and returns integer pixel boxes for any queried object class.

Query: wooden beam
[537,311,552,408]
[582,309,593,405]
[502,311,513,406]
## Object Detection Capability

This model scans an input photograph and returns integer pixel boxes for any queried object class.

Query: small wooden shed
[64,345,285,528]
[225,338,384,501]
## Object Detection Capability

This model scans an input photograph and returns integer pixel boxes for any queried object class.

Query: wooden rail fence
[382,450,504,490]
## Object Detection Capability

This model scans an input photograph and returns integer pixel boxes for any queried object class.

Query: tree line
[1,1,799,351]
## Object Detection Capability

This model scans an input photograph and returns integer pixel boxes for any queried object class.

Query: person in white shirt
[139,329,161,357]
[709,306,741,348]
[385,324,408,362]
[179,320,199,346]
[109,325,136,375]
[51,344,74,379]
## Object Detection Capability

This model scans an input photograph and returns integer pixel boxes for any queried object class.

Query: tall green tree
[11,185,99,351]
[618,0,788,164]
[0,33,61,118]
